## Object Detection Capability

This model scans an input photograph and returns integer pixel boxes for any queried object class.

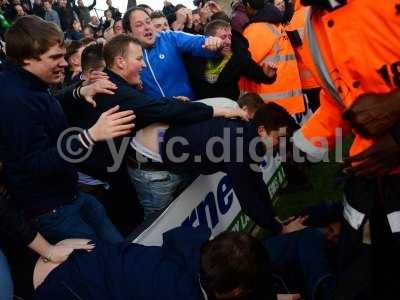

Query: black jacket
[74,69,214,177]
[0,176,37,245]
[0,66,88,217]
[32,3,45,19]
[72,0,96,27]
[184,31,276,101]
[33,226,212,300]
[107,6,121,21]
[54,2,75,32]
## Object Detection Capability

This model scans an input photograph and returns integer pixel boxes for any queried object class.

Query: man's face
[73,20,82,32]
[90,15,99,25]
[113,20,123,34]
[192,13,202,32]
[152,17,169,33]
[77,0,83,7]
[274,0,286,12]
[214,27,232,55]
[43,1,51,11]
[120,43,146,85]
[241,105,256,119]
[258,126,287,148]
[106,0,111,6]
[24,44,68,85]
[83,27,93,38]
[15,5,25,16]
[105,10,113,20]
[58,0,66,8]
[69,46,84,68]
[129,10,156,48]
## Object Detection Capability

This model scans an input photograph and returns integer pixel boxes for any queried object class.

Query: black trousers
[336,176,400,300]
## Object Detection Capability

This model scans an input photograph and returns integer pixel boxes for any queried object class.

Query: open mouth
[53,70,65,77]
[144,32,153,39]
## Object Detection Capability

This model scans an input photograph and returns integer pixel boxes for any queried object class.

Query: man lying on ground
[33,225,300,300]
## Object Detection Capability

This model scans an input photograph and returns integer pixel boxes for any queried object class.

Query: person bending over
[129,99,305,234]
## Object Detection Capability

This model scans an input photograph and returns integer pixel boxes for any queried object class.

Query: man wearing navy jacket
[33,226,276,300]
[0,16,134,243]
[74,34,246,218]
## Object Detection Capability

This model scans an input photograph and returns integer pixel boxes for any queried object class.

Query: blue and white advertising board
[132,155,286,246]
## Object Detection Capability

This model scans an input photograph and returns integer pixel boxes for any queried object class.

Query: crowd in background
[0,0,399,299]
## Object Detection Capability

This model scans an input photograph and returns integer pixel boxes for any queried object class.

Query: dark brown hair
[103,34,140,68]
[122,6,149,33]
[210,11,231,23]
[204,19,231,36]
[200,231,273,298]
[238,93,265,111]
[5,15,64,66]
[81,42,104,73]
[80,37,95,46]
[253,102,300,135]
[150,10,166,20]
[65,40,83,62]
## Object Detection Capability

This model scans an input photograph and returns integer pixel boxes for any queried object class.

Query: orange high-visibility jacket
[239,21,305,115]
[285,4,320,90]
[293,0,400,160]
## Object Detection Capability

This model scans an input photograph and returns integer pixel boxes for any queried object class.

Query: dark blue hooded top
[33,226,211,300]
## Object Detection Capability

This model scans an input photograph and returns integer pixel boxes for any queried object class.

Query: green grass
[275,136,353,219]
[275,161,343,219]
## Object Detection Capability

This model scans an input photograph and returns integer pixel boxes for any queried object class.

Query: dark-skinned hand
[344,133,400,177]
[342,91,400,138]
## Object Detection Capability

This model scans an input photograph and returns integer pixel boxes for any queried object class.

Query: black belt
[127,156,166,171]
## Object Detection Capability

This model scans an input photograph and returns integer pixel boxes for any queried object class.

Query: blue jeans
[35,192,123,244]
[128,167,193,219]
[263,228,335,300]
[0,249,13,300]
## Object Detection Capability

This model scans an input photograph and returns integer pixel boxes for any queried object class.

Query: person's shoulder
[155,31,177,46]
[244,22,269,34]
[0,71,30,99]
[160,30,202,42]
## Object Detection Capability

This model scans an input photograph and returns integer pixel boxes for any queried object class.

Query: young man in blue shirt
[122,7,223,101]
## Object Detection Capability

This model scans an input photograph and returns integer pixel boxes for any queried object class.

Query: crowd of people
[0,0,399,299]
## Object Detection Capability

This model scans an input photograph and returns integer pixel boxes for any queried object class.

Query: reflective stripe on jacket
[286,5,320,90]
[293,0,400,162]
[239,22,305,115]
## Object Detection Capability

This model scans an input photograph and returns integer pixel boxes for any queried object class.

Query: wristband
[77,86,82,99]
[85,129,96,144]
[73,86,80,100]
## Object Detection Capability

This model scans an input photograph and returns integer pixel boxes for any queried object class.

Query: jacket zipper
[144,49,166,97]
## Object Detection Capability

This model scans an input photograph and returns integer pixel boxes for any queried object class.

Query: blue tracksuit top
[141,30,215,101]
